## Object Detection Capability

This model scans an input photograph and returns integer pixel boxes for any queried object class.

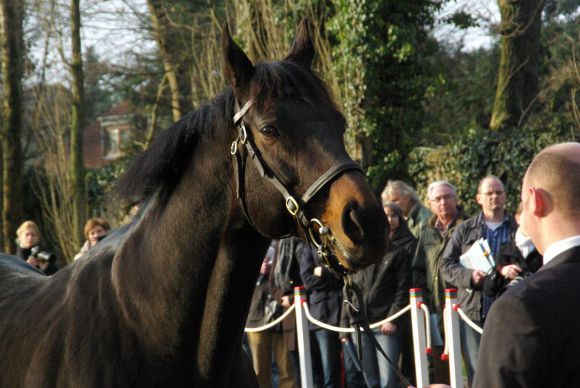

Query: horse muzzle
[321,171,389,271]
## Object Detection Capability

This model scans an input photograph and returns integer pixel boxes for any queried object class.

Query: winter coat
[440,212,517,322]
[300,246,343,328]
[350,224,414,323]
[413,207,468,314]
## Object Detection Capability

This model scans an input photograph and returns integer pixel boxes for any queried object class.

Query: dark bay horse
[0,20,387,387]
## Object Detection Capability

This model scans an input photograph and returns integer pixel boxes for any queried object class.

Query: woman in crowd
[15,220,58,275]
[347,201,415,388]
[73,218,110,261]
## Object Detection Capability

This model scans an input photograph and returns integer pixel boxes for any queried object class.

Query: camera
[29,246,55,263]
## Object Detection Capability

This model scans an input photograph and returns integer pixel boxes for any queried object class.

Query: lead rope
[343,274,412,388]
[311,226,412,388]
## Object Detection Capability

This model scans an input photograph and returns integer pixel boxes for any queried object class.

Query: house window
[105,127,123,160]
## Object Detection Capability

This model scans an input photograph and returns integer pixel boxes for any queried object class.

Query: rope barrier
[244,304,296,333]
[455,305,483,334]
[302,302,411,333]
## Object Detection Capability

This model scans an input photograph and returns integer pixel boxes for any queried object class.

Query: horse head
[223,19,388,271]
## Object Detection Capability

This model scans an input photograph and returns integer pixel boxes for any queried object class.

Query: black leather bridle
[231,98,411,388]
[230,98,361,273]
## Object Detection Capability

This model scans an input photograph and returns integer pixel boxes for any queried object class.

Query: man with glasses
[414,180,468,384]
[440,176,517,386]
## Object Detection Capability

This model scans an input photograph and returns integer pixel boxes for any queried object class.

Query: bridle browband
[230,98,362,271]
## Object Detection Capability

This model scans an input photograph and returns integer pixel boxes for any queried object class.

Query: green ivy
[409,125,576,215]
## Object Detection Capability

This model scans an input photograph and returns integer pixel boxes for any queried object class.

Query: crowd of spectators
[244,176,543,388]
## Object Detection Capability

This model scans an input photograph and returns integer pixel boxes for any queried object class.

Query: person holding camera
[73,218,110,261]
[15,220,58,275]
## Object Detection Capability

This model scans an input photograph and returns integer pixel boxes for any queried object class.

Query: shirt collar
[543,235,580,265]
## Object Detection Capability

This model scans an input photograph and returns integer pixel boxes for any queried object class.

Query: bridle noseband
[230,98,362,273]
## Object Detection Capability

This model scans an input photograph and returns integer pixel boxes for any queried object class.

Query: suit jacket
[474,245,580,388]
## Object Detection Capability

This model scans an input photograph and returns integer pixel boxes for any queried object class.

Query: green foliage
[86,159,130,216]
[421,43,500,143]
[443,10,480,29]
[83,46,119,124]
[409,125,577,215]
[328,0,443,191]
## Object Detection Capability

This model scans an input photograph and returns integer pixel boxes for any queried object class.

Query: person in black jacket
[300,246,342,388]
[346,201,414,388]
[270,237,305,385]
[15,220,58,275]
[482,220,542,297]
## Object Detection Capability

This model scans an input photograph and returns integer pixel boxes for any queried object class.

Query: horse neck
[111,131,268,382]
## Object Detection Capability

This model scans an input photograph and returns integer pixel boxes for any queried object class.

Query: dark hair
[383,201,405,223]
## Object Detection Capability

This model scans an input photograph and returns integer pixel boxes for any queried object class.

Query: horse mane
[114,60,341,205]
[114,90,236,205]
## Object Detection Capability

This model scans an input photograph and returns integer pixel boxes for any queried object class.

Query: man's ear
[222,23,254,91]
[528,187,546,217]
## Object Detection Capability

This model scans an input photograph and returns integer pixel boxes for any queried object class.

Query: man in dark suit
[474,142,580,387]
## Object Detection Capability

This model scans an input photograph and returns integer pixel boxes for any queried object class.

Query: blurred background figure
[381,180,432,236]
[300,245,342,388]
[346,201,413,388]
[73,218,110,261]
[246,240,296,388]
[15,220,58,275]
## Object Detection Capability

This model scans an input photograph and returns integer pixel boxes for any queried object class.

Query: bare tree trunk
[147,0,184,122]
[490,0,545,130]
[70,0,86,249]
[0,0,24,253]
[31,85,80,263]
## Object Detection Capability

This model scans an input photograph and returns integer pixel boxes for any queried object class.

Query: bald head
[524,142,580,218]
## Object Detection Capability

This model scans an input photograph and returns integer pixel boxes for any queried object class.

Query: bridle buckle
[285,196,300,216]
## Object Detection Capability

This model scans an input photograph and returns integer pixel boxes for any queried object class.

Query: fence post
[294,286,313,388]
[444,288,464,388]
[409,288,430,388]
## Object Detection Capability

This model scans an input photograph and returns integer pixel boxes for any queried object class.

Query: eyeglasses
[429,194,455,203]
[480,190,504,196]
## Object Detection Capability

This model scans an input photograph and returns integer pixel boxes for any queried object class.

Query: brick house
[83,101,146,169]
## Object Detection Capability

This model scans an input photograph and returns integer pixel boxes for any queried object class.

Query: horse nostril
[342,202,365,244]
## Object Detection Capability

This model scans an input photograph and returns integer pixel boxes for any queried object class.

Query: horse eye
[259,125,279,138]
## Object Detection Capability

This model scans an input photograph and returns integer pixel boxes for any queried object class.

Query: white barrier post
[294,286,314,388]
[409,288,430,388]
[443,288,464,388]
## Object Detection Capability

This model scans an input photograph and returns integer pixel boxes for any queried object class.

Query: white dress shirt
[542,235,580,265]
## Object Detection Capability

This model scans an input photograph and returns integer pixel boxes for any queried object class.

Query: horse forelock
[249,61,339,113]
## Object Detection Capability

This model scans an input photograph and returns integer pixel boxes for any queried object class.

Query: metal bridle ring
[230,140,238,155]
[308,218,326,250]
[239,124,248,144]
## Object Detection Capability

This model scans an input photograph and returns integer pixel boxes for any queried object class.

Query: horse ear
[285,18,315,68]
[222,23,254,90]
